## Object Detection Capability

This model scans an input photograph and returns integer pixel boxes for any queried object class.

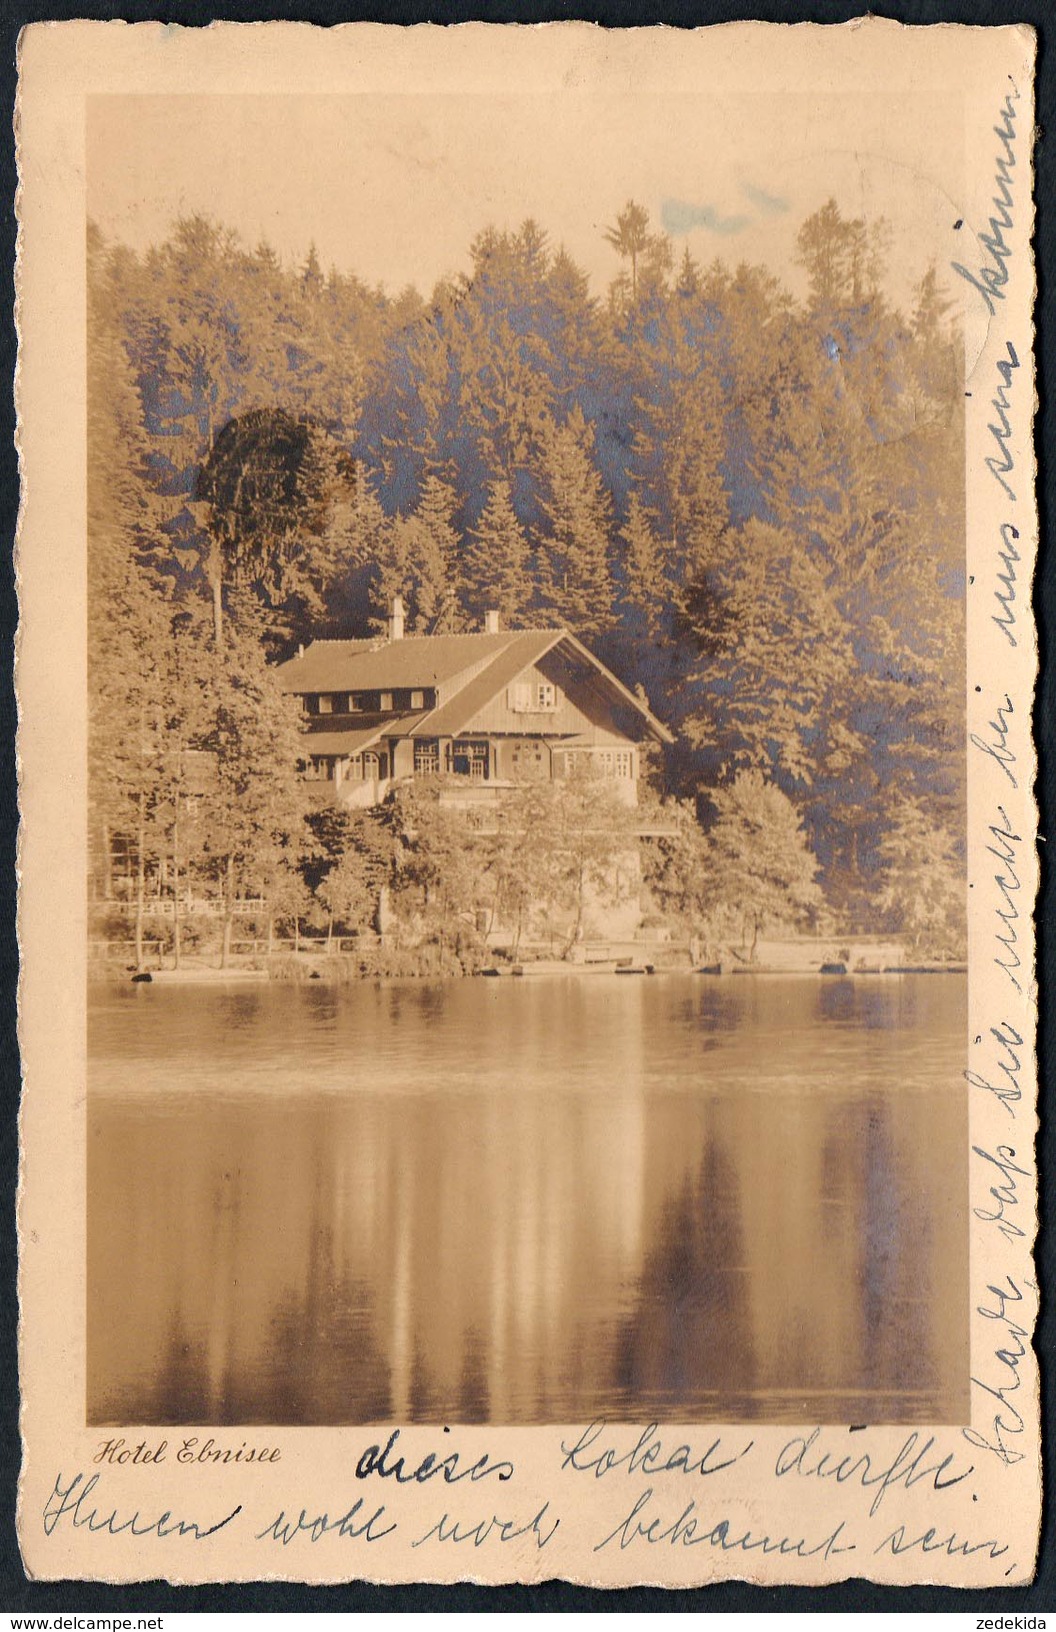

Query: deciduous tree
[703,771,823,960]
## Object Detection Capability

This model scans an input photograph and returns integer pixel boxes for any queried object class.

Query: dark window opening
[414,740,440,776]
[451,740,489,779]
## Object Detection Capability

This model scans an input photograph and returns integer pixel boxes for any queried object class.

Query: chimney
[484,609,500,634]
[389,595,405,642]
[297,642,305,659]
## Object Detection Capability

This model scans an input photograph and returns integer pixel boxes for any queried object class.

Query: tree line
[88,197,967,963]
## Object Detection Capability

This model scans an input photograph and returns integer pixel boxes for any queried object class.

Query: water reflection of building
[87,976,969,1426]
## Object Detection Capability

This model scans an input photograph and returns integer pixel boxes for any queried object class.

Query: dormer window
[317,695,333,715]
[379,692,393,712]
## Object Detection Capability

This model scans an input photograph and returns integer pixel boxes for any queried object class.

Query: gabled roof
[402,632,561,738]
[276,627,674,746]
[541,631,675,745]
[276,631,525,693]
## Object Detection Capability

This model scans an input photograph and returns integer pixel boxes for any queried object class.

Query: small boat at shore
[130,967,269,984]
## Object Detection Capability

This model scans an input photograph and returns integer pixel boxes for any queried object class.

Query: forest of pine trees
[87,198,967,962]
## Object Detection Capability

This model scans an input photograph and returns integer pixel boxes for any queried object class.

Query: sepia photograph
[14,17,1041,1590]
[81,80,974,1433]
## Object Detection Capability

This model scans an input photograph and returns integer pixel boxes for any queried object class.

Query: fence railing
[271,934,383,955]
[88,933,383,960]
[97,898,268,919]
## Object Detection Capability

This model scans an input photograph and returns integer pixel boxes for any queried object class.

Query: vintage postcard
[15,19,1039,1588]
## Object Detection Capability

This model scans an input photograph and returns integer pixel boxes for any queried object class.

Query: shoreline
[89,960,969,986]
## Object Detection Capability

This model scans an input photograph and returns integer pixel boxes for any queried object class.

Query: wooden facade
[277,607,673,808]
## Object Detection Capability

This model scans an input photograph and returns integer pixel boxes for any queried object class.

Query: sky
[87,91,969,312]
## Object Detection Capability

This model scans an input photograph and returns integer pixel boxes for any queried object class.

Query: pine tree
[675,246,701,299]
[192,594,309,967]
[682,517,862,793]
[457,307,554,483]
[302,242,325,301]
[794,198,886,311]
[618,491,667,638]
[377,473,460,632]
[460,478,531,626]
[534,407,615,635]
[603,201,651,305]
[322,460,393,634]
[87,226,181,963]
[629,297,728,587]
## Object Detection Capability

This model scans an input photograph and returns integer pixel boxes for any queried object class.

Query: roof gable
[548,633,675,743]
[402,633,562,738]
[405,632,674,744]
[275,628,674,745]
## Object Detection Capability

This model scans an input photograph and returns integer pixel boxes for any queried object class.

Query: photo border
[7,0,1053,1609]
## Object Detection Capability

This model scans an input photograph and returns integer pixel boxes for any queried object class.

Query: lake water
[87,973,969,1426]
